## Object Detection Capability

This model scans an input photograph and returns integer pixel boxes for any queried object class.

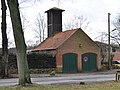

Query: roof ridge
[54,29,78,49]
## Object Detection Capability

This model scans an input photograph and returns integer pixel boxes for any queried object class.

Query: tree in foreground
[1,0,9,78]
[7,0,32,85]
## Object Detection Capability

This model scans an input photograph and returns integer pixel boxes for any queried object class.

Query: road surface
[0,72,115,86]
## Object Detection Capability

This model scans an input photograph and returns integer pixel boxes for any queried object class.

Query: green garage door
[82,53,97,72]
[62,53,77,73]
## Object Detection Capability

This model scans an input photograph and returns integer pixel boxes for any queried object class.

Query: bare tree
[20,13,30,32]
[51,0,75,7]
[64,15,90,30]
[26,40,37,49]
[111,15,120,46]
[34,13,46,43]
[7,0,31,85]
[94,31,108,43]
[1,0,9,78]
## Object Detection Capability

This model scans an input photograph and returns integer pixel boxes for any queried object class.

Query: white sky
[0,0,120,47]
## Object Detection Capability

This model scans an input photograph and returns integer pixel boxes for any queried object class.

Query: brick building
[32,7,101,73]
[32,28,101,73]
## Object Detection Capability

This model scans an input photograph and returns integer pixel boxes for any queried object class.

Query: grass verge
[0,81,120,90]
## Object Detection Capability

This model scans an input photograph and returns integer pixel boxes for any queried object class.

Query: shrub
[49,68,55,76]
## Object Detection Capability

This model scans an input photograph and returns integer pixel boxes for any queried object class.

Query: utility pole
[108,13,111,69]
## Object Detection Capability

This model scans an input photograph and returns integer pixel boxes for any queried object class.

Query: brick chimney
[45,7,65,37]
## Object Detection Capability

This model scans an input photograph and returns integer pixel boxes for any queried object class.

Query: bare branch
[33,13,46,43]
[64,15,90,30]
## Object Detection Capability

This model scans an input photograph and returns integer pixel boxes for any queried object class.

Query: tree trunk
[7,0,32,85]
[1,0,9,78]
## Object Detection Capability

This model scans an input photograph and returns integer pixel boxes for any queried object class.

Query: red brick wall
[56,30,101,72]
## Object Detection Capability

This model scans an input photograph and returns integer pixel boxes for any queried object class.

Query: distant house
[8,48,17,54]
[0,47,31,55]
[32,28,101,73]
[113,52,120,61]
[95,41,120,63]
[95,41,109,64]
[112,48,120,61]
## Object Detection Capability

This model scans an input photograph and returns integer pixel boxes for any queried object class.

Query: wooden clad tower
[45,7,65,37]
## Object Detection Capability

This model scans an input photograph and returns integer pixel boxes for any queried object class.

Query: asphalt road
[0,72,115,86]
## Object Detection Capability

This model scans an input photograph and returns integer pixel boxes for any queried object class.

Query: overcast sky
[0,0,120,47]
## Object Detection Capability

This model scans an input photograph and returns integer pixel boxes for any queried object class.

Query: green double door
[82,53,97,72]
[62,53,77,73]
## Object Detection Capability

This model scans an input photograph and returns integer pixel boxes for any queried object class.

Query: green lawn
[0,81,120,90]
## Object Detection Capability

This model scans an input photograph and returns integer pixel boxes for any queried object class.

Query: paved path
[0,71,116,86]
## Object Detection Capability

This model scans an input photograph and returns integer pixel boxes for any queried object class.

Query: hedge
[0,52,56,70]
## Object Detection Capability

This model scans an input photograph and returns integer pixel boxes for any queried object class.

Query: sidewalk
[12,70,114,78]
[11,70,115,78]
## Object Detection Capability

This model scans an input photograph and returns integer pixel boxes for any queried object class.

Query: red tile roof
[32,29,78,51]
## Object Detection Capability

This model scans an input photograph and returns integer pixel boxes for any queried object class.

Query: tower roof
[45,7,65,13]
